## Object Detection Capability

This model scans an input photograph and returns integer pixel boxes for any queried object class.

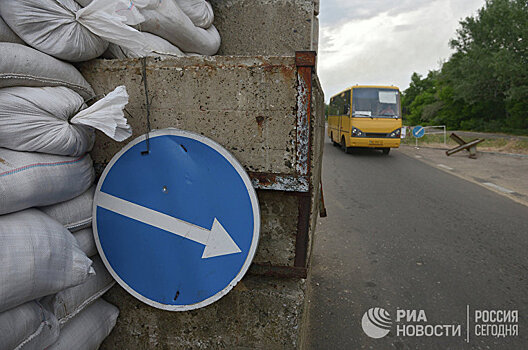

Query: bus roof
[330,85,400,100]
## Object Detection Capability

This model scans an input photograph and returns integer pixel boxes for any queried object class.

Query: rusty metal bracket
[295,51,316,177]
[249,172,309,192]
[293,51,316,270]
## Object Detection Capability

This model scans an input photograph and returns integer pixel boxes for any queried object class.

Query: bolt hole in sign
[93,129,260,311]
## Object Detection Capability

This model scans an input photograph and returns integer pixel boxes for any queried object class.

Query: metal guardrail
[405,125,447,147]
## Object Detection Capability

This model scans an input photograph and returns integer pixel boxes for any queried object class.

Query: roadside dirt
[409,141,528,155]
[398,145,528,206]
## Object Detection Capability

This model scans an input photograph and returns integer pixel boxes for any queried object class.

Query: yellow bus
[327,85,402,155]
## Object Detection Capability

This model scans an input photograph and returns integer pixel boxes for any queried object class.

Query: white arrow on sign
[97,192,242,259]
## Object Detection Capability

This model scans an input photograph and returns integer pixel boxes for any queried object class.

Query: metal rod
[141,57,151,155]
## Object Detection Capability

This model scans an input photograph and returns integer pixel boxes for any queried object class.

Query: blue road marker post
[412,126,426,138]
[93,129,260,311]
[412,125,426,147]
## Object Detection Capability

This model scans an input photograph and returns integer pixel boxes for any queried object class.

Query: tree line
[402,0,527,134]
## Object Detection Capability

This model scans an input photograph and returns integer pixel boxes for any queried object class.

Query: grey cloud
[392,24,414,33]
[320,0,433,25]
[318,0,486,100]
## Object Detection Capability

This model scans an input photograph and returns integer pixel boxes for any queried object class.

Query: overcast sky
[318,0,486,101]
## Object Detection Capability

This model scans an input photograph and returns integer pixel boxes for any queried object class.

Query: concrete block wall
[80,55,324,348]
[82,1,323,348]
[84,56,298,176]
[81,57,302,270]
[209,0,319,56]
[101,276,306,349]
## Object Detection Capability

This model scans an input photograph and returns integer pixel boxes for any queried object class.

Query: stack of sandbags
[0,0,220,61]
[36,178,119,350]
[39,186,119,349]
[40,186,98,256]
[0,210,95,349]
[76,0,220,58]
[0,43,126,349]
[0,0,147,62]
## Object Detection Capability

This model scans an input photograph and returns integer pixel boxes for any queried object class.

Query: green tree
[402,71,440,125]
[444,0,528,130]
[403,0,528,133]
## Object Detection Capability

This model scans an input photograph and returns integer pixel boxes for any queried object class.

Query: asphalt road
[304,137,528,349]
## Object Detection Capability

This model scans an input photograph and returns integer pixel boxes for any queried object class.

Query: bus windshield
[352,88,400,118]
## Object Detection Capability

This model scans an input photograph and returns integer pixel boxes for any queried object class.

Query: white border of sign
[93,128,261,311]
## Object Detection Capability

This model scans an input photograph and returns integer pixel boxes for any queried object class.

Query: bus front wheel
[341,137,351,154]
[382,148,390,155]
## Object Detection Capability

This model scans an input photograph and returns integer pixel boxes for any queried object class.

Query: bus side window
[343,90,351,115]
[329,97,337,115]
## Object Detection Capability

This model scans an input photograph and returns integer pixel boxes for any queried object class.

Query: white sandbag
[0,43,95,100]
[41,256,115,328]
[71,85,132,142]
[47,299,119,350]
[0,15,24,44]
[0,0,107,62]
[104,32,186,59]
[73,228,98,257]
[131,0,220,55]
[0,209,94,313]
[0,148,94,215]
[39,186,95,232]
[74,0,149,55]
[0,85,132,156]
[0,0,150,62]
[73,0,219,55]
[0,87,91,156]
[0,301,60,350]
[174,0,214,29]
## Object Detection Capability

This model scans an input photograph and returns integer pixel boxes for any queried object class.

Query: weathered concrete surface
[255,191,298,266]
[81,55,324,348]
[210,0,318,56]
[311,16,319,53]
[80,56,298,175]
[80,56,304,268]
[102,276,306,349]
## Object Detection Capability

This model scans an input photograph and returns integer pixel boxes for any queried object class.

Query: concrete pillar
[80,53,324,348]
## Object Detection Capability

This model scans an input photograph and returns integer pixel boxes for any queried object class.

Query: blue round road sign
[93,129,260,311]
[412,126,425,138]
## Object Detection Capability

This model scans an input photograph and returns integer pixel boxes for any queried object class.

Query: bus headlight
[389,128,401,138]
[351,127,364,137]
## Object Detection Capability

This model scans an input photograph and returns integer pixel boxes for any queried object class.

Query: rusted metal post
[450,133,466,146]
[446,133,484,158]
[294,51,316,269]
